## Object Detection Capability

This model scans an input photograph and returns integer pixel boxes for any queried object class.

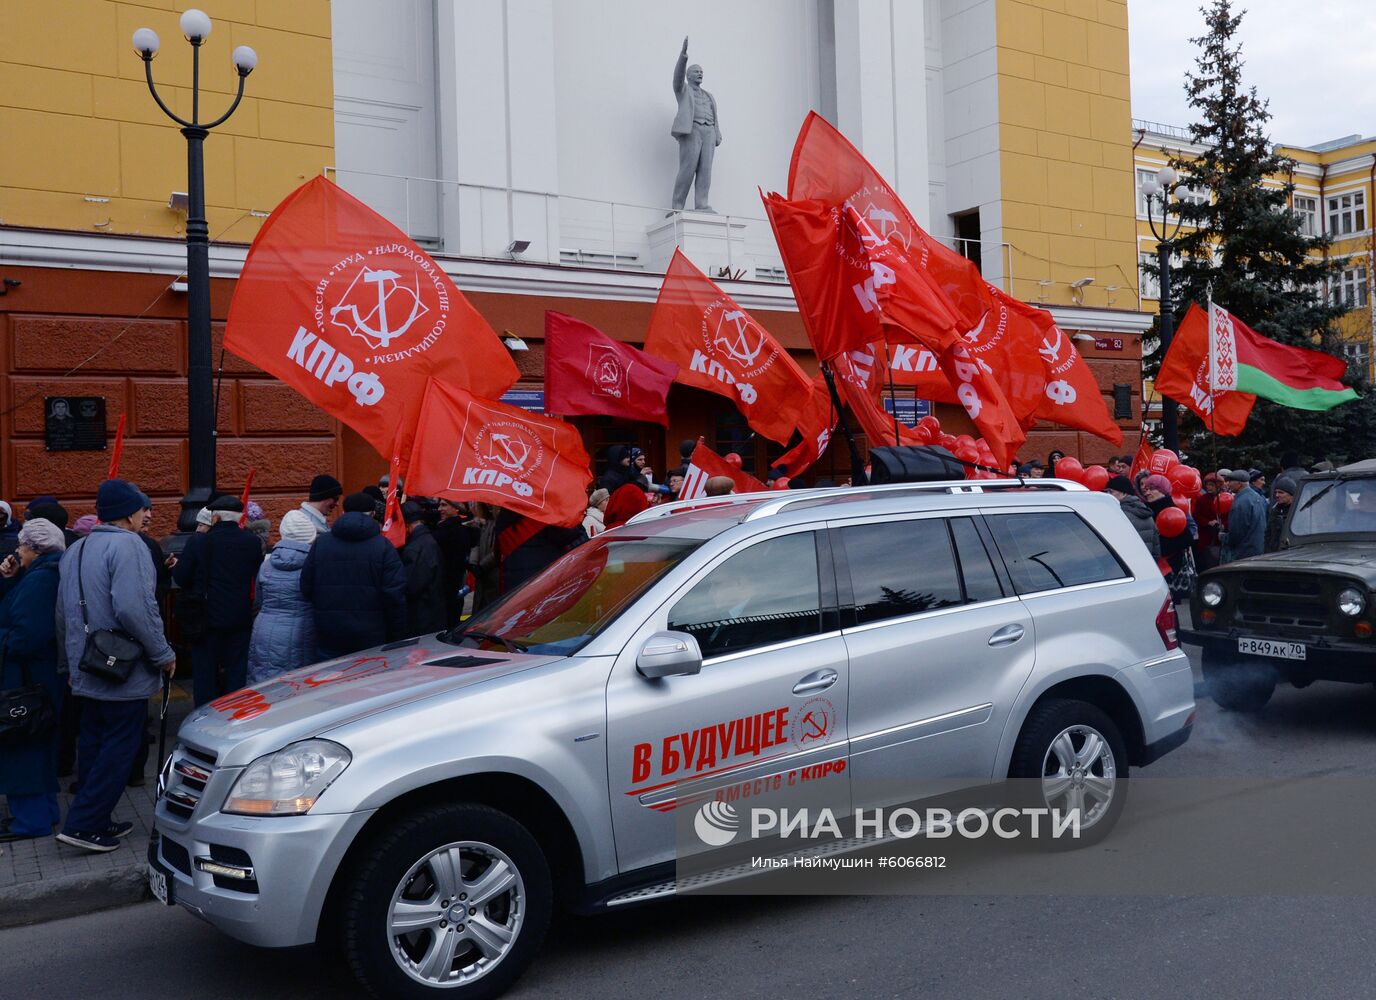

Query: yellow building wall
[995,0,1140,310]
[0,0,333,243]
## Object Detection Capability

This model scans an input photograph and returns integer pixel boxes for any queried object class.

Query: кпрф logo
[328,264,431,351]
[693,800,741,847]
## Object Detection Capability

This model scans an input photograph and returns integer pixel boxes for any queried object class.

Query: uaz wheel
[1008,698,1129,849]
[342,803,552,1000]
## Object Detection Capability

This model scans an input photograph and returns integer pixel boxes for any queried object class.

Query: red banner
[224,177,518,460]
[774,374,836,477]
[680,438,768,499]
[406,380,592,527]
[380,441,406,548]
[832,341,928,449]
[1155,305,1256,435]
[645,250,812,444]
[236,468,256,529]
[544,311,677,425]
[106,412,126,481]
[788,111,1121,444]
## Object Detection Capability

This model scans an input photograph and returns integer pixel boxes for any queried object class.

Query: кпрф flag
[1156,301,1358,435]
[544,311,677,425]
[224,177,517,461]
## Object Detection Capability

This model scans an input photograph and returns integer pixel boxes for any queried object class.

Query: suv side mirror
[636,631,703,679]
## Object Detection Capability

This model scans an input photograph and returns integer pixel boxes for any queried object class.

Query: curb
[0,861,151,930]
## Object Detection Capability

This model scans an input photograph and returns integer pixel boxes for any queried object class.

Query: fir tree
[1144,0,1373,469]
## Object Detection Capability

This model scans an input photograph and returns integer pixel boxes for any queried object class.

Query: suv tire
[1203,648,1275,712]
[1009,698,1129,850]
[342,803,552,1000]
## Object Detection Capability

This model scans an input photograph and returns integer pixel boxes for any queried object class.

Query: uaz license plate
[1238,637,1306,660]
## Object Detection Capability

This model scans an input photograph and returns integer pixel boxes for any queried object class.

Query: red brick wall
[0,264,342,531]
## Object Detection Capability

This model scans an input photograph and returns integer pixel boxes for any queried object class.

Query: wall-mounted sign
[44,396,107,452]
[882,396,932,427]
[500,389,546,414]
[1094,337,1125,351]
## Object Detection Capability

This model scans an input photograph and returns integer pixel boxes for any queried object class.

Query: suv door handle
[792,669,839,695]
[988,624,1025,647]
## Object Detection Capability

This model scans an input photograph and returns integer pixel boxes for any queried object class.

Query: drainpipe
[1132,128,1146,311]
[1368,154,1375,378]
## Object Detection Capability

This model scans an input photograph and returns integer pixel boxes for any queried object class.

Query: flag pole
[821,363,868,486]
[1206,283,1220,473]
[882,341,902,444]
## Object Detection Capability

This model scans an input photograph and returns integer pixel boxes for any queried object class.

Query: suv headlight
[1201,581,1225,607]
[1338,587,1366,618]
[224,739,351,816]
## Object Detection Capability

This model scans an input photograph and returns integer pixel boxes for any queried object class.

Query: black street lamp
[1140,164,1188,454]
[132,10,257,532]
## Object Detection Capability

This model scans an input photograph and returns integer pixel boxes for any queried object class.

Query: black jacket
[300,512,407,655]
[599,445,648,493]
[402,523,448,636]
[1266,501,1292,552]
[432,516,476,622]
[496,510,588,594]
[1118,496,1161,560]
[172,521,264,631]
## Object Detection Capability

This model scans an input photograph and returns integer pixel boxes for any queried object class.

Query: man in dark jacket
[496,509,587,594]
[1221,469,1267,563]
[299,493,407,658]
[401,501,448,636]
[1266,475,1297,552]
[599,445,649,493]
[172,495,264,706]
[432,498,475,623]
[1107,476,1161,559]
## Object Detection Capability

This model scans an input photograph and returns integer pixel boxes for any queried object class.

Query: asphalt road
[7,650,1376,1000]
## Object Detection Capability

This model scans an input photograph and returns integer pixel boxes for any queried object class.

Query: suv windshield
[1289,478,1376,537]
[449,535,702,655]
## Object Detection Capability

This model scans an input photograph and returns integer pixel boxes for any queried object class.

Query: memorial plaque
[499,389,546,414]
[44,396,107,452]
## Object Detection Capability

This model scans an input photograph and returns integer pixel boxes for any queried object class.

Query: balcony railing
[323,166,1013,290]
[1133,119,1195,143]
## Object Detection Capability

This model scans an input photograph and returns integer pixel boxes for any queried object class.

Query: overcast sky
[1129,0,1376,148]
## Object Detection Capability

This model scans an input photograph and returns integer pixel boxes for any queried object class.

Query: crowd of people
[0,441,1323,855]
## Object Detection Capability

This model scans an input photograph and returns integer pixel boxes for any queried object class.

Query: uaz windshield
[1289,478,1376,537]
[451,535,701,655]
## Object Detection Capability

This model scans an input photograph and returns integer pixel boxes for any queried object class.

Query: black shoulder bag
[176,531,214,641]
[76,538,147,684]
[0,640,57,747]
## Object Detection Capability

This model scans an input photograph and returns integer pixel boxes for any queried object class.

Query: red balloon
[773,477,790,490]
[1156,506,1188,537]
[724,452,743,469]
[1173,496,1192,513]
[956,445,980,464]
[1169,464,1202,498]
[938,433,958,450]
[1056,456,1085,482]
[918,415,942,436]
[1216,490,1234,514]
[913,424,935,445]
[1081,465,1110,491]
[1149,449,1179,476]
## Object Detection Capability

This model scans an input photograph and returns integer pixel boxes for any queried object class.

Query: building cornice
[0,226,1153,331]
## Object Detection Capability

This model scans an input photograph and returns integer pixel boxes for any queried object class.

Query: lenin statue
[670,36,721,213]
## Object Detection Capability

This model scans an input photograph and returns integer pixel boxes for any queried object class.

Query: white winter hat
[18,517,66,554]
[195,507,215,527]
[278,508,318,543]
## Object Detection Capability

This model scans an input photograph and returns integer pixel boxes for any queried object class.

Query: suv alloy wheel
[342,803,552,999]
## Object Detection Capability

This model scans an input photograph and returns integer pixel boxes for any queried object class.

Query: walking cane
[156,669,172,789]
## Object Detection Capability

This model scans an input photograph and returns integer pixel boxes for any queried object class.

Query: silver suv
[149,479,1195,999]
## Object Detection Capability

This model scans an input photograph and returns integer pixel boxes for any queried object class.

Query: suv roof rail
[624,478,1088,527]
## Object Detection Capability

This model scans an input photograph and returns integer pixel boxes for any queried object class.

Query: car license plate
[1238,637,1306,660]
[148,866,173,906]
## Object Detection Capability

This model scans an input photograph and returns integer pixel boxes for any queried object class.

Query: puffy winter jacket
[299,512,407,656]
[171,521,265,631]
[402,523,448,636]
[247,539,316,683]
[599,445,648,493]
[1118,496,1161,560]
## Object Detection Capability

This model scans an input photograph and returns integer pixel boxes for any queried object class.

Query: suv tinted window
[668,532,822,658]
[987,512,1127,594]
[841,520,962,625]
[950,517,1004,603]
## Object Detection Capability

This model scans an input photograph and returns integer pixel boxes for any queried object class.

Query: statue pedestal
[646,212,749,278]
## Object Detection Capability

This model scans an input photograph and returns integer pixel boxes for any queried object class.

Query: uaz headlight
[1338,587,1366,618]
[1201,581,1225,607]
[224,739,351,816]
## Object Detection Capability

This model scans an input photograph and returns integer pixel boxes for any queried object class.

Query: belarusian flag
[1157,302,1357,434]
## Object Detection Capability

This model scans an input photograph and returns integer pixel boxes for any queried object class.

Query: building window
[1341,342,1370,370]
[1140,252,1160,300]
[1136,169,1157,215]
[1294,195,1318,236]
[1331,266,1370,310]
[1327,191,1367,236]
[1175,177,1210,206]
[952,210,982,274]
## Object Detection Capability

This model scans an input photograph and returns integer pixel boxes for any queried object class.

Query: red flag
[106,412,126,480]
[788,111,1121,444]
[380,442,406,548]
[1129,435,1154,483]
[645,250,812,444]
[224,177,518,461]
[679,438,768,500]
[236,468,256,528]
[544,311,677,424]
[774,374,836,477]
[832,341,928,448]
[1155,305,1256,435]
[406,380,592,527]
